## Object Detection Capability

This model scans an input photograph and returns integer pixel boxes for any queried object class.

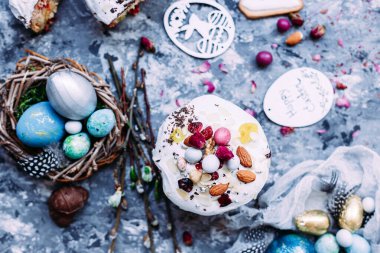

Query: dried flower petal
[312,54,321,62]
[192,61,211,74]
[183,231,193,246]
[280,126,295,136]
[128,4,140,16]
[335,95,351,109]
[310,25,326,39]
[202,79,215,93]
[316,129,328,134]
[374,63,380,73]
[245,108,256,117]
[271,43,279,49]
[320,9,328,14]
[251,80,257,94]
[218,63,228,74]
[338,39,344,48]
[336,81,347,90]
[352,130,360,138]
[175,99,181,107]
[141,37,156,53]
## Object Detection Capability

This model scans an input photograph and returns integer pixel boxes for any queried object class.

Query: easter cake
[153,95,271,215]
[9,0,60,33]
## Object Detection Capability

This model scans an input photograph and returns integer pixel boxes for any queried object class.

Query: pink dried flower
[192,61,211,74]
[141,37,156,53]
[271,43,279,49]
[215,146,234,161]
[159,90,164,97]
[128,4,140,16]
[335,95,351,109]
[352,130,360,138]
[338,39,344,48]
[218,63,228,74]
[312,54,321,62]
[374,63,380,73]
[335,81,347,90]
[310,25,326,39]
[251,80,257,94]
[280,126,295,136]
[316,129,328,134]
[320,9,328,14]
[175,99,181,107]
[245,108,257,117]
[202,79,215,93]
[289,13,304,27]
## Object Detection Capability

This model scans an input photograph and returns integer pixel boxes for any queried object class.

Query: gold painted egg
[338,195,364,232]
[295,210,330,236]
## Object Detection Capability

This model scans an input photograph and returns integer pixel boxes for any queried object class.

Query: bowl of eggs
[0,51,127,182]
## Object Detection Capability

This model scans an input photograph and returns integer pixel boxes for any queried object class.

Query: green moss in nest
[15,85,47,119]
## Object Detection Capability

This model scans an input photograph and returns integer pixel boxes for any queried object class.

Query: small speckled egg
[346,234,371,253]
[87,109,116,138]
[227,156,240,171]
[214,127,231,146]
[184,148,202,164]
[362,197,375,213]
[202,154,220,173]
[65,121,82,135]
[16,102,65,148]
[336,229,353,248]
[63,133,91,160]
[315,233,339,253]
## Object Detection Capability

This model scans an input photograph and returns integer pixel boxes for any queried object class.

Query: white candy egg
[202,155,220,173]
[336,229,353,248]
[65,121,83,135]
[362,197,375,213]
[184,148,202,164]
[227,156,240,171]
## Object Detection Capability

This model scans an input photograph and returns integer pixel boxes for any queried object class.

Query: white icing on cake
[153,95,271,216]
[240,0,301,12]
[9,0,39,28]
[84,0,135,25]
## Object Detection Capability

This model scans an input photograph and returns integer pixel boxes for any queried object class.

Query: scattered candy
[336,95,351,109]
[202,154,220,173]
[338,195,364,232]
[267,234,314,253]
[312,54,321,62]
[295,210,330,236]
[338,39,344,48]
[286,31,303,46]
[310,25,326,40]
[336,81,347,90]
[277,18,291,33]
[214,127,231,146]
[336,229,353,248]
[226,156,240,171]
[87,109,116,138]
[256,51,273,67]
[239,123,258,143]
[362,197,375,213]
[185,147,203,164]
[65,121,82,135]
[346,234,371,253]
[63,133,91,160]
[314,233,339,253]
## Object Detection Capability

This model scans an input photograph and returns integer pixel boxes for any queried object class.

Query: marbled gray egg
[46,70,97,120]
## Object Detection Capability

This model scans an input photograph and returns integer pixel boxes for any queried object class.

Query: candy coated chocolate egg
[346,234,371,253]
[336,229,353,248]
[63,133,91,160]
[227,156,240,171]
[16,102,65,148]
[87,109,116,138]
[202,155,220,173]
[295,210,330,236]
[184,147,202,164]
[46,70,97,120]
[214,127,231,146]
[362,197,375,213]
[65,121,82,135]
[314,233,339,253]
[266,234,315,253]
[338,195,364,232]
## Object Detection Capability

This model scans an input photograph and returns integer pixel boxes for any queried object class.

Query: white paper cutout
[164,0,235,59]
[263,67,334,127]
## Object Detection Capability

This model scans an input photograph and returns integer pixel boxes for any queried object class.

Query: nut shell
[209,183,229,196]
[237,146,252,167]
[236,170,256,183]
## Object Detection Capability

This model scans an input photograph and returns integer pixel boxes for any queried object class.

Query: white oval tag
[163,0,235,59]
[263,67,334,127]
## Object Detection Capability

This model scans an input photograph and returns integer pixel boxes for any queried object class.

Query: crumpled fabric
[226,145,380,253]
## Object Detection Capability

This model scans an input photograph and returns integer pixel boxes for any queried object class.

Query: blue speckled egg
[16,102,65,148]
[63,133,91,159]
[266,234,315,253]
[346,234,371,253]
[87,109,116,138]
[315,233,339,253]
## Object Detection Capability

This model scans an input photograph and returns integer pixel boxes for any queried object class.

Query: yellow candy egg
[170,128,185,143]
[239,123,258,144]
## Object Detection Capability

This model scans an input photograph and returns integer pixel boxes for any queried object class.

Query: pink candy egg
[214,127,231,146]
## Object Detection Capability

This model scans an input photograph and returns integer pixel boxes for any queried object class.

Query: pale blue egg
[315,233,339,253]
[346,234,371,253]
[266,234,315,253]
[87,109,116,138]
[16,102,65,148]
[63,133,91,160]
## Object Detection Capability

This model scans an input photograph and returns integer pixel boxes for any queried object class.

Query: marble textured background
[0,0,379,252]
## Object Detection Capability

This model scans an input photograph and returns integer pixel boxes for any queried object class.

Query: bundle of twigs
[0,50,127,182]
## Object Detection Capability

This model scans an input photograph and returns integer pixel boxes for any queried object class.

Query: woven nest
[0,50,127,182]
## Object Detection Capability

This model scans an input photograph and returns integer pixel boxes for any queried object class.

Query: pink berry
[256,51,273,68]
[277,18,291,33]
[214,127,231,146]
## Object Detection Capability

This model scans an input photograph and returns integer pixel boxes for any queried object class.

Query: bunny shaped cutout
[164,0,235,59]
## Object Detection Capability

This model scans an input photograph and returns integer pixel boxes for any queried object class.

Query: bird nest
[0,50,127,182]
